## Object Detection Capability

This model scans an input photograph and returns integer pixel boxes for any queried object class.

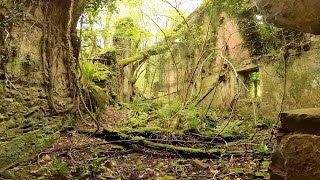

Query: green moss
[117,126,185,136]
[0,117,63,173]
[111,145,124,149]
[255,171,268,178]
[0,131,60,172]
[116,132,130,139]
[1,170,15,179]
[137,160,146,170]
[90,85,110,109]
[142,140,226,157]
[118,54,145,67]
[77,128,94,134]
[143,140,205,153]
[131,136,145,141]
[155,162,165,171]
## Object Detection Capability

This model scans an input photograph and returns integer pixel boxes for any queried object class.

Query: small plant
[257,118,274,129]
[42,158,68,179]
[223,111,231,118]
[80,60,95,88]
[89,158,103,175]
[257,142,272,155]
[187,118,201,132]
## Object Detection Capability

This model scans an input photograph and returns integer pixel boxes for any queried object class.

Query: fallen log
[77,127,245,158]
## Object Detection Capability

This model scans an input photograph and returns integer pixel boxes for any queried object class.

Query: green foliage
[131,97,155,113]
[205,0,249,17]
[127,97,163,127]
[41,158,68,179]
[223,111,231,118]
[81,60,95,88]
[249,71,259,81]
[178,107,217,132]
[137,160,146,170]
[179,108,201,132]
[248,71,261,98]
[257,142,272,155]
[187,118,202,132]
[156,98,181,120]
[80,60,113,86]
[92,62,113,82]
[261,160,271,169]
[89,158,103,174]
[69,157,106,178]
[79,60,115,109]
[85,0,118,13]
[215,120,250,138]
[257,118,274,129]
[113,17,142,52]
[203,0,304,56]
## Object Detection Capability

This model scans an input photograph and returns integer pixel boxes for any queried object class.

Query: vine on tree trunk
[66,0,101,133]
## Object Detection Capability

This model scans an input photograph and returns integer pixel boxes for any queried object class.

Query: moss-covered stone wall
[157,3,320,121]
[260,39,320,119]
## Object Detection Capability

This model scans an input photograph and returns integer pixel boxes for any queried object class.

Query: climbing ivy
[203,0,306,57]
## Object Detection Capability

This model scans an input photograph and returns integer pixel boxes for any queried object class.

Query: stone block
[256,0,320,34]
[280,108,320,135]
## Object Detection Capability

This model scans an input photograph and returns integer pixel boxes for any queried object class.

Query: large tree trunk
[0,0,84,171]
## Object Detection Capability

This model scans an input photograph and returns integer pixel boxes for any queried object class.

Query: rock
[30,169,41,176]
[41,154,51,161]
[190,159,208,170]
[270,108,320,179]
[104,161,113,169]
[270,134,320,179]
[256,0,320,34]
[280,108,320,135]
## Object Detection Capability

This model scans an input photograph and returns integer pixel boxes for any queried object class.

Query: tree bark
[0,0,84,112]
[0,0,84,171]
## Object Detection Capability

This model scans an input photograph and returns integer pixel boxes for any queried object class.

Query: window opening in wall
[248,71,261,98]
[240,70,261,99]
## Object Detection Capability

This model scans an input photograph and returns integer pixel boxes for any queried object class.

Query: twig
[42,140,135,154]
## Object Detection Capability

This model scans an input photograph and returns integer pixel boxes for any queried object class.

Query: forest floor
[2,106,274,180]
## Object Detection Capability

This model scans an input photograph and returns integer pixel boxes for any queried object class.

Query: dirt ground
[1,108,272,180]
